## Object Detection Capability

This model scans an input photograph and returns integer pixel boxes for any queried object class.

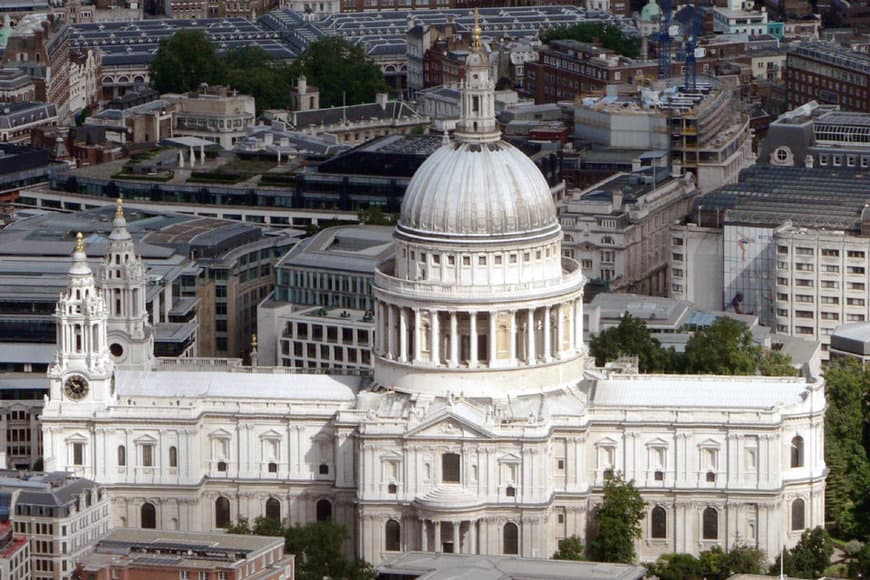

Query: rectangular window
[73,443,84,466]
[142,444,154,467]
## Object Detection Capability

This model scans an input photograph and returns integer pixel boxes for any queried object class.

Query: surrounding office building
[258,225,394,368]
[560,168,699,294]
[678,165,870,357]
[786,42,870,112]
[0,471,110,580]
[40,36,825,569]
[76,529,294,579]
[760,101,870,168]
[0,520,29,580]
[829,321,870,364]
[713,0,770,36]
[163,86,257,150]
[0,102,57,145]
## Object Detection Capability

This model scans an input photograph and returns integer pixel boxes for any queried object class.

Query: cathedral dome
[397,140,559,242]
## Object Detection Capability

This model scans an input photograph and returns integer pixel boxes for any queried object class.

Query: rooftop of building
[565,167,678,213]
[694,165,870,230]
[116,369,360,401]
[80,528,286,571]
[276,224,395,274]
[787,40,870,72]
[590,292,694,329]
[0,101,56,127]
[0,472,101,507]
[288,98,424,129]
[379,551,645,580]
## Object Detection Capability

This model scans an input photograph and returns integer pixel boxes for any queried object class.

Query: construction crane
[678,5,705,91]
[657,0,676,79]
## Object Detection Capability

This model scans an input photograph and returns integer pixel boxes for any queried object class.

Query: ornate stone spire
[110,198,131,242]
[453,9,500,144]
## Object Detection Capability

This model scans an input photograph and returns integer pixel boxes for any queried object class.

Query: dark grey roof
[290,100,420,128]
[695,165,870,229]
[276,224,394,274]
[0,473,100,508]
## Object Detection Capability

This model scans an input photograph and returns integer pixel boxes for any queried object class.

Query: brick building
[786,42,870,112]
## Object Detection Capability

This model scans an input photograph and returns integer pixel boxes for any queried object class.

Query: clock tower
[47,232,115,411]
[99,199,154,370]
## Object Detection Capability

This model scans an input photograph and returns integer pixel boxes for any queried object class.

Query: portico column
[434,520,442,552]
[543,305,552,361]
[431,310,440,366]
[413,309,422,363]
[469,312,478,368]
[556,304,564,359]
[399,307,408,363]
[470,520,478,555]
[452,521,460,554]
[509,310,517,362]
[526,308,536,364]
[488,311,497,366]
[387,305,396,360]
[449,311,459,368]
[421,519,428,551]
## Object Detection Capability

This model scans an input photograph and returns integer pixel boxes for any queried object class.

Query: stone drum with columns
[40,13,825,569]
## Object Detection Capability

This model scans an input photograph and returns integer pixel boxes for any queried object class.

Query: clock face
[64,375,89,400]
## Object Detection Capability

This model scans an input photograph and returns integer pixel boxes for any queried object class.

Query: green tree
[253,516,284,537]
[790,527,834,579]
[150,30,227,93]
[647,553,702,580]
[292,37,388,108]
[682,317,760,375]
[224,46,297,113]
[541,22,641,58]
[284,520,373,580]
[698,545,728,579]
[823,359,870,539]
[589,314,668,372]
[224,517,252,535]
[357,205,397,226]
[724,543,766,575]
[757,349,799,376]
[589,472,645,563]
[552,535,585,560]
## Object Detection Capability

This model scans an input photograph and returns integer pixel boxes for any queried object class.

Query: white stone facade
[39,31,826,570]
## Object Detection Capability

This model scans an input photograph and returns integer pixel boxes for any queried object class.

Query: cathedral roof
[593,374,813,408]
[115,370,359,401]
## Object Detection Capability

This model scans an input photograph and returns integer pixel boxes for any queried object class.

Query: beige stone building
[163,86,256,150]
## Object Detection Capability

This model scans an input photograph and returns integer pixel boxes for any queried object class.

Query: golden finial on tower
[75,232,84,252]
[472,8,481,50]
[116,197,124,218]
[251,333,258,349]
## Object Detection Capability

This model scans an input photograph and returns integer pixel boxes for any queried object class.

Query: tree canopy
[226,518,373,580]
[540,22,641,58]
[822,359,870,540]
[649,545,766,580]
[589,315,799,376]
[150,30,227,94]
[588,473,645,563]
[149,33,387,113]
[552,535,585,561]
[770,527,833,579]
[292,36,389,108]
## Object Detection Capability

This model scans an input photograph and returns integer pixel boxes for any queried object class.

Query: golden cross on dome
[75,232,84,252]
[472,8,481,49]
[116,197,124,218]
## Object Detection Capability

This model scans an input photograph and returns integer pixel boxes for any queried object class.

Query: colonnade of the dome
[374,300,584,368]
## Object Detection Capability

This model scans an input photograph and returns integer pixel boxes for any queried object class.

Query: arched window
[702,507,718,540]
[316,499,332,521]
[169,446,177,468]
[265,497,280,521]
[791,435,804,468]
[117,445,126,466]
[385,519,401,552]
[215,497,230,528]
[503,522,519,555]
[791,498,805,531]
[651,506,667,539]
[141,502,156,529]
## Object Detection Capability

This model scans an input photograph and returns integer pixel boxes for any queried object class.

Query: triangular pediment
[699,438,720,448]
[497,452,522,464]
[595,436,618,447]
[645,437,669,448]
[208,428,232,439]
[259,429,283,440]
[406,404,494,440]
[134,433,158,444]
